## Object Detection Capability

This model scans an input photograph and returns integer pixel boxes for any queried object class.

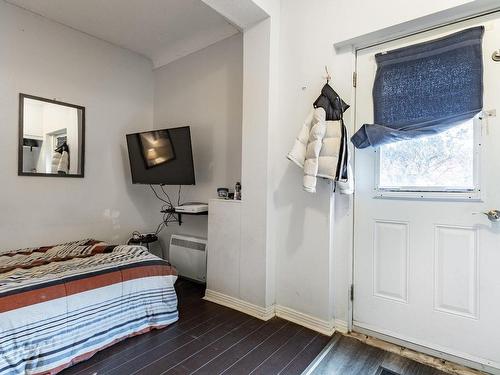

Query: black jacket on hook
[314,84,350,182]
[313,84,350,121]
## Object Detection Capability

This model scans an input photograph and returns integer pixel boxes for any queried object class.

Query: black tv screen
[126,126,195,185]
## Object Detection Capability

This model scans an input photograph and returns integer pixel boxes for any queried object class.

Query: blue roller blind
[352,26,484,149]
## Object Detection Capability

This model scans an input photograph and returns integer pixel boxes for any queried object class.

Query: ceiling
[6,0,240,68]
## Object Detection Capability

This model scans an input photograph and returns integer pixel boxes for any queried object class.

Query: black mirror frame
[18,93,85,178]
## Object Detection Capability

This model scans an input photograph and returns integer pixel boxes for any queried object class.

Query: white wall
[272,0,340,323]
[0,1,157,249]
[238,0,280,308]
[334,0,473,43]
[240,18,273,307]
[153,34,243,252]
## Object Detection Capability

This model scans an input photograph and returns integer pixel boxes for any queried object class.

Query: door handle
[473,210,500,222]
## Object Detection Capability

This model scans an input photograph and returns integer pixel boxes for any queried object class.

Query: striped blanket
[0,239,178,375]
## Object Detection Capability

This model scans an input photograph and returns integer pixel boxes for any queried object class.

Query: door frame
[348,11,500,375]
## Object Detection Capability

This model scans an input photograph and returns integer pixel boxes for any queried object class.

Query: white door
[354,15,500,373]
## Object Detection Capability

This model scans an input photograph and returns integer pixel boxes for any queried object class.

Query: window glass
[378,119,475,190]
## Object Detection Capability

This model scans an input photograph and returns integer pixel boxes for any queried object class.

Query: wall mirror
[19,94,85,177]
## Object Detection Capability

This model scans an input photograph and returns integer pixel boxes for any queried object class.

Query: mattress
[0,239,178,375]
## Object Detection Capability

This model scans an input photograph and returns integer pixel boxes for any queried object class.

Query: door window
[376,118,481,196]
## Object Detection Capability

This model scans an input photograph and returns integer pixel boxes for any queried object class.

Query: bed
[0,239,178,375]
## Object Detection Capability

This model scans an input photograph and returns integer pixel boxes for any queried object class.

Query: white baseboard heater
[169,234,207,283]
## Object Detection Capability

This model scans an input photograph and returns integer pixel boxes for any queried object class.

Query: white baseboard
[204,290,339,336]
[275,305,335,336]
[203,289,275,321]
[334,319,349,334]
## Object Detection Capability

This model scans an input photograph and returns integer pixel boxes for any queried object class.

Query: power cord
[149,184,184,232]
[149,185,170,205]
[130,185,185,241]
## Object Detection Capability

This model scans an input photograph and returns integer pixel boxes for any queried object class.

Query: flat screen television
[126,126,195,185]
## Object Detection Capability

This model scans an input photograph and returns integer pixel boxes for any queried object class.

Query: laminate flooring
[61,279,329,375]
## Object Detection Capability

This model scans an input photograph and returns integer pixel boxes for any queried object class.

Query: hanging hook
[324,65,331,83]
[492,50,500,62]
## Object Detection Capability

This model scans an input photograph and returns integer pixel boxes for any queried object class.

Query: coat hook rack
[324,65,331,83]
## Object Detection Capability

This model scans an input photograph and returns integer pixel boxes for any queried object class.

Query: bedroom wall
[0,1,157,249]
[271,0,338,325]
[240,12,280,308]
[153,34,243,253]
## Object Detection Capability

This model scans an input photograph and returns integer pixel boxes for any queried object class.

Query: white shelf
[210,198,242,204]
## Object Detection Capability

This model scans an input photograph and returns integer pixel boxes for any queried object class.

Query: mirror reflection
[19,94,85,177]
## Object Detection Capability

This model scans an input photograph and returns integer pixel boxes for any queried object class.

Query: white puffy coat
[287,107,353,194]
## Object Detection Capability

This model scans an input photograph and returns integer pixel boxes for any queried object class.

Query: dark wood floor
[311,334,449,375]
[61,279,330,375]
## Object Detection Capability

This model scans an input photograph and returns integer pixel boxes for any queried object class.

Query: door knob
[473,210,500,222]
